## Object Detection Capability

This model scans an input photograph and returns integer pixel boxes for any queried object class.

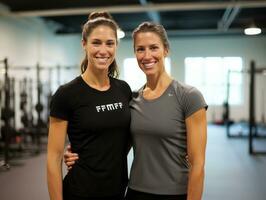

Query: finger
[65,152,78,158]
[64,152,79,159]
[66,144,71,151]
[66,161,76,166]
[64,156,77,163]
[67,166,72,171]
[64,154,79,160]
[65,157,78,162]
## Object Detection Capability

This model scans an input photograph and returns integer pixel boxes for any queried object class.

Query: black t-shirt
[50,76,132,197]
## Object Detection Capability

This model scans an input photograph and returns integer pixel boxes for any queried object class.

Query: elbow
[189,159,205,172]
[188,162,205,182]
[47,152,63,174]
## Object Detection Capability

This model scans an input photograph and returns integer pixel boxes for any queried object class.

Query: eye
[136,47,144,53]
[106,41,115,46]
[91,40,101,46]
[150,46,159,51]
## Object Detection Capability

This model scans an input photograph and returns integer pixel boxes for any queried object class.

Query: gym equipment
[249,61,266,155]
[33,63,47,154]
[0,58,11,170]
[19,78,34,148]
[225,60,266,155]
[0,60,50,165]
[0,58,80,171]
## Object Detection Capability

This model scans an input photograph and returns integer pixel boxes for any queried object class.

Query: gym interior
[0,1,266,200]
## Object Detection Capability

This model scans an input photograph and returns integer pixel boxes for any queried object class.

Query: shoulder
[173,80,202,99]
[111,77,131,89]
[171,80,207,113]
[111,77,132,96]
[62,76,81,90]
[174,80,194,93]
[52,76,81,98]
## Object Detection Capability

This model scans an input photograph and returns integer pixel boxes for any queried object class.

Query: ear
[81,39,86,49]
[164,48,169,57]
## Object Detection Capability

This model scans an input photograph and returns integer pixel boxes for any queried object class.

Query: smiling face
[134,32,168,77]
[83,25,117,73]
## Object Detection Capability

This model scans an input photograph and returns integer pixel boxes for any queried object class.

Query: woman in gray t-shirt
[125,22,207,200]
[64,22,207,200]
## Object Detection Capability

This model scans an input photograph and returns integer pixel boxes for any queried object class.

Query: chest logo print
[168,93,173,97]
[96,102,123,112]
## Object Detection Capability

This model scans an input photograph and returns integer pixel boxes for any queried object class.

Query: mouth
[142,61,157,69]
[95,57,110,64]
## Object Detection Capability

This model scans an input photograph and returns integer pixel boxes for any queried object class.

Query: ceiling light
[117,29,125,39]
[244,27,262,35]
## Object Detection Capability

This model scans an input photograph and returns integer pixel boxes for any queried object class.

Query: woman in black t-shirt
[47,12,131,200]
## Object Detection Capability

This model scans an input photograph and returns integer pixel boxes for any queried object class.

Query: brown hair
[81,11,119,78]
[132,22,170,51]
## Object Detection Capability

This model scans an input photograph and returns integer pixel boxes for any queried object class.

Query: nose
[98,45,108,55]
[143,49,152,60]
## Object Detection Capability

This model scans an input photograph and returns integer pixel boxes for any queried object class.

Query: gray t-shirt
[128,80,207,195]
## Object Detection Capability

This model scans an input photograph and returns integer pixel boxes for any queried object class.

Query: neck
[82,67,110,89]
[146,71,172,90]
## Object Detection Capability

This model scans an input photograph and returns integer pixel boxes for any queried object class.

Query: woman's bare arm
[47,117,68,200]
[186,108,207,200]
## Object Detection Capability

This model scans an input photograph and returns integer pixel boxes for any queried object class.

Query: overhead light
[244,27,262,35]
[117,29,125,39]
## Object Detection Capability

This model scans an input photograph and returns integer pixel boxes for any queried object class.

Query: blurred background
[0,0,266,199]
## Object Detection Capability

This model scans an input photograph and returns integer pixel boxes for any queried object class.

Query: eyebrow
[91,38,115,42]
[136,43,159,47]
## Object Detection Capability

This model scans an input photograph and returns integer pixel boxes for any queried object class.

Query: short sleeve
[50,86,70,120]
[119,80,133,101]
[124,82,133,101]
[182,87,208,119]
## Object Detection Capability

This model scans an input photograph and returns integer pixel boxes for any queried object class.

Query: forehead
[135,32,162,46]
[88,25,116,39]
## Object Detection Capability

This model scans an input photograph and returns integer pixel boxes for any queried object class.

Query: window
[185,57,243,105]
[123,58,171,91]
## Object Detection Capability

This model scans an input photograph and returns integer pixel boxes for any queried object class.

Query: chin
[143,69,157,76]
[95,64,110,70]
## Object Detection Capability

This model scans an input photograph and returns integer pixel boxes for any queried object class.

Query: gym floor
[0,125,265,200]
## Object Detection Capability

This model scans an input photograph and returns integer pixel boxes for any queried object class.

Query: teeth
[97,57,108,62]
[143,62,155,68]
[97,58,108,60]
